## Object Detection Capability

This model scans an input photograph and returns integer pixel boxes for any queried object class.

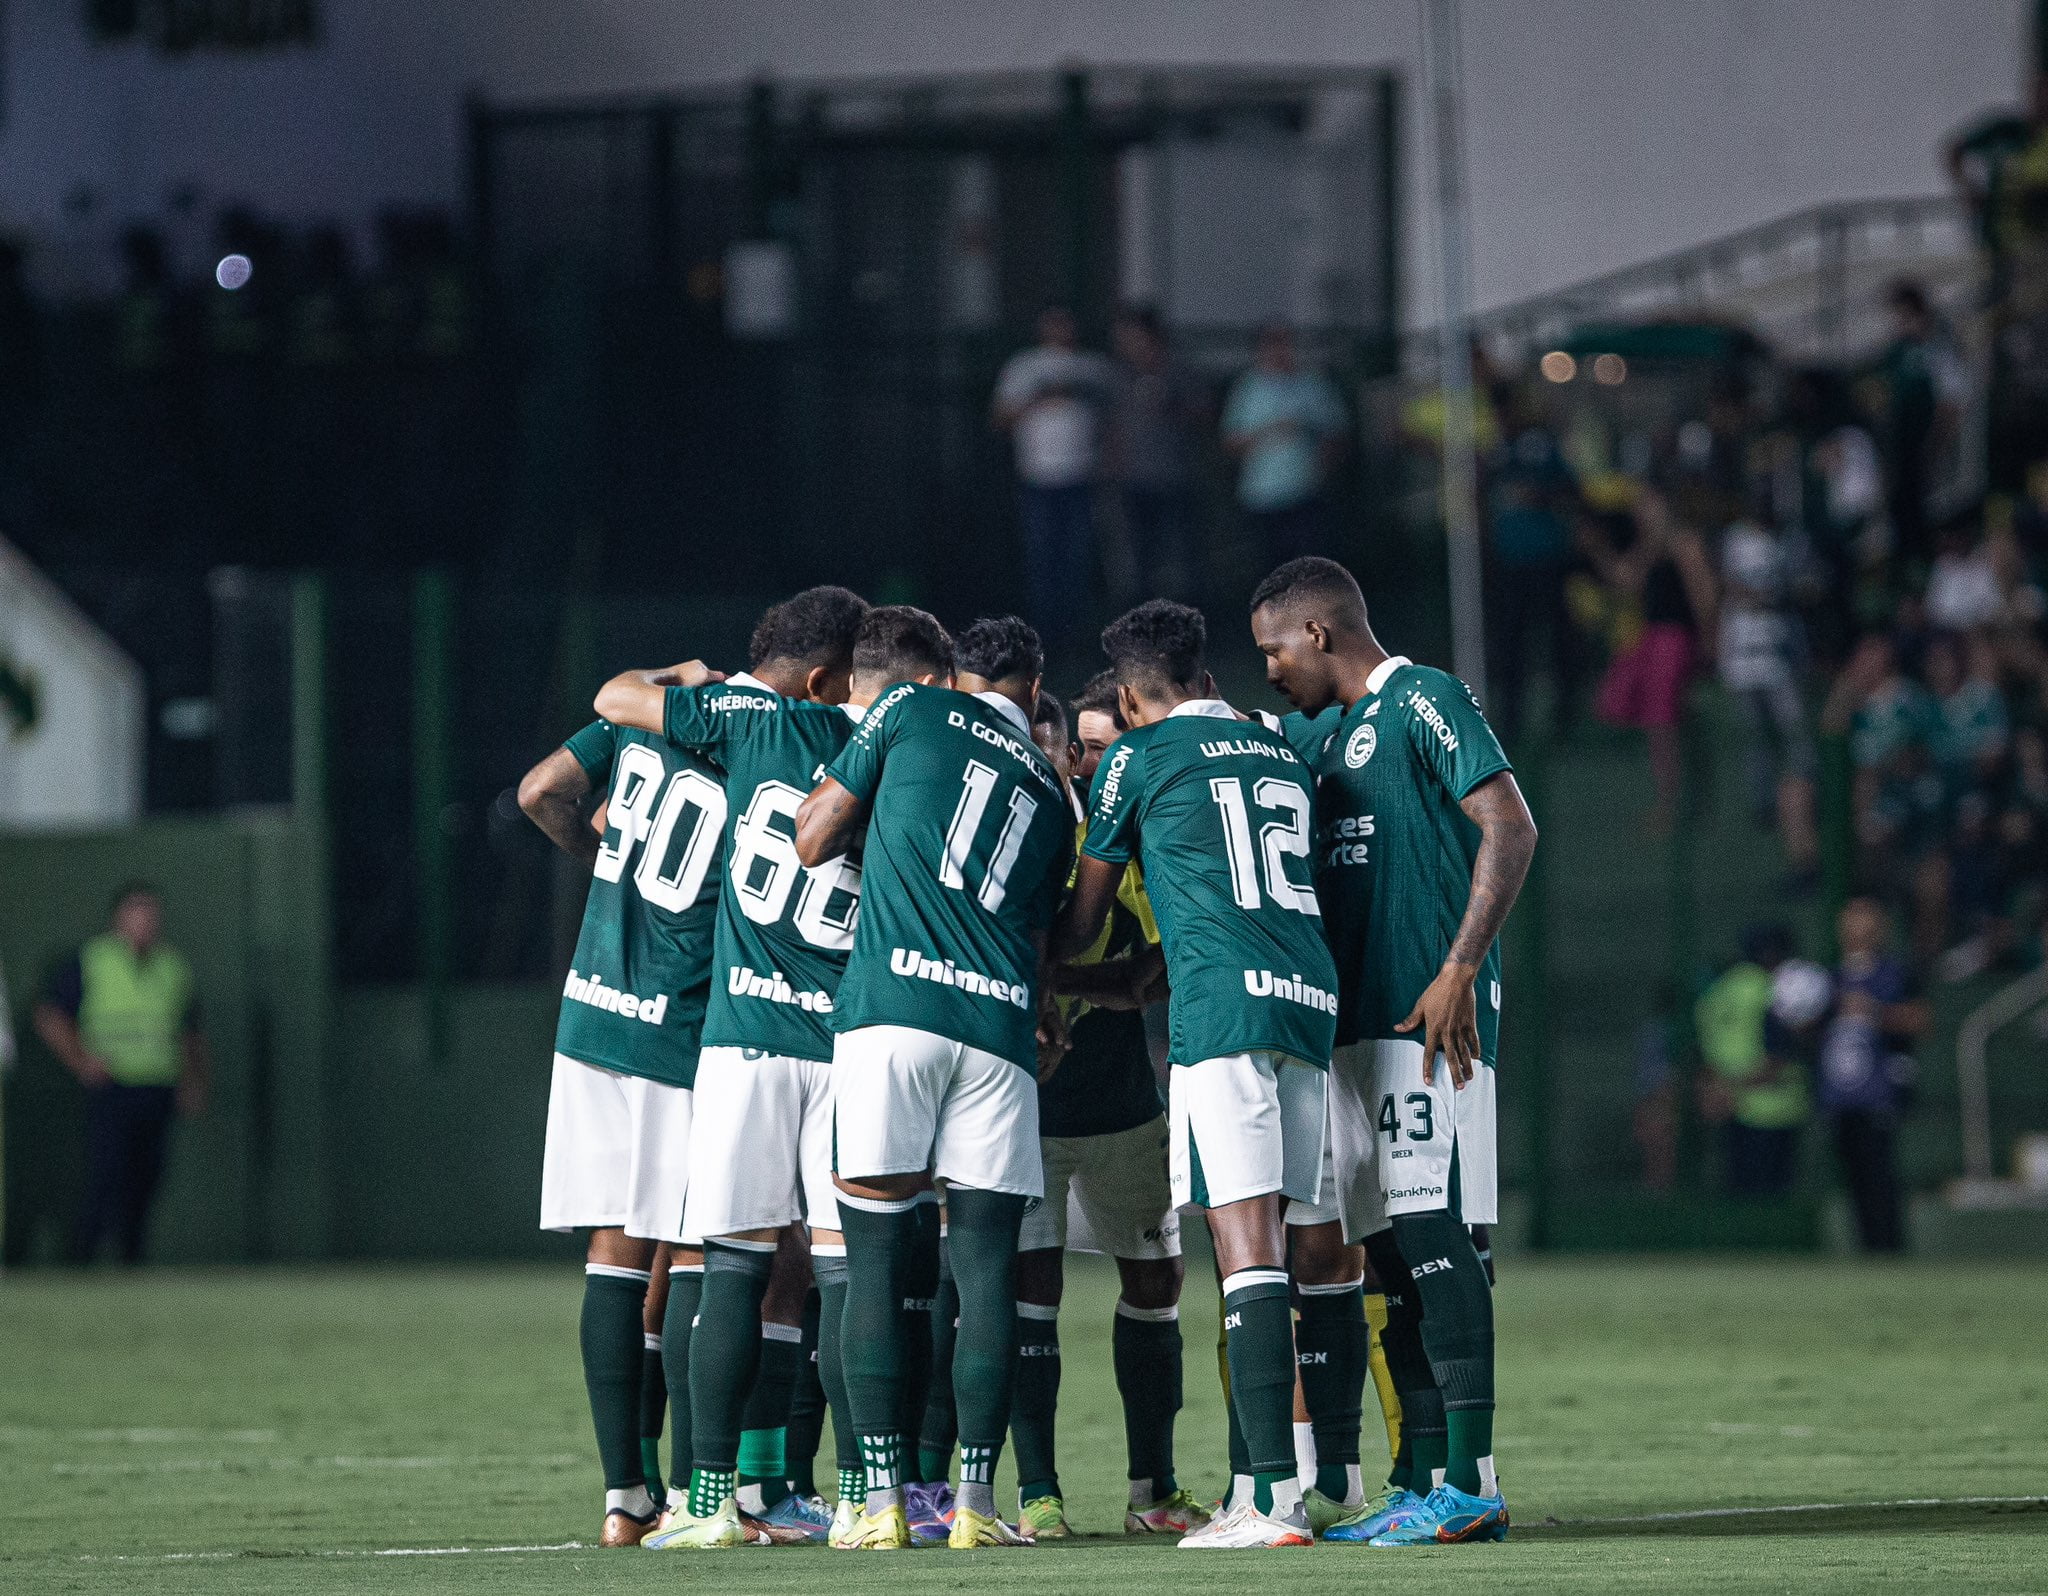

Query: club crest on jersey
[1345,722,1377,767]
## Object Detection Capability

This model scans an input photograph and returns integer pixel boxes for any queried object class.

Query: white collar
[726,671,770,692]
[1365,655,1411,696]
[1167,698,1238,721]
[974,690,1032,735]
[840,701,867,723]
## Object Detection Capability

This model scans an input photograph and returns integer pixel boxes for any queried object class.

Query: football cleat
[828,1497,860,1544]
[1304,1486,1366,1536]
[948,1505,1031,1547]
[1125,1488,1212,1535]
[757,1492,832,1543]
[1321,1484,1425,1542]
[832,1503,911,1550]
[1018,1494,1071,1540]
[905,1481,954,1545]
[600,1508,658,1548]
[1366,1483,1509,1545]
[642,1496,750,1549]
[1176,1498,1314,1549]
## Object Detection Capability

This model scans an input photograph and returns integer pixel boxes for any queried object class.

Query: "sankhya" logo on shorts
[563,968,670,1024]
[890,947,1032,1009]
[727,965,834,1012]
[1243,968,1338,1014]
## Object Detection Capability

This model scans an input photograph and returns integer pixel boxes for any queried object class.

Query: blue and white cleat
[757,1492,833,1543]
[1366,1483,1509,1545]
[1321,1485,1425,1542]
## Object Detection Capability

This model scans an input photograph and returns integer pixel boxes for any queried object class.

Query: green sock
[1112,1301,1181,1501]
[1296,1280,1366,1502]
[917,1246,959,1483]
[1012,1302,1061,1503]
[839,1200,920,1506]
[837,1465,864,1506]
[638,1335,666,1497]
[688,1464,735,1518]
[898,1199,941,1472]
[945,1187,1027,1517]
[1363,1228,1442,1496]
[580,1265,651,1493]
[1391,1212,1496,1497]
[688,1241,774,1486]
[661,1265,703,1495]
[784,1288,825,1499]
[737,1318,803,1510]
[812,1250,863,1488]
[1221,1267,1298,1515]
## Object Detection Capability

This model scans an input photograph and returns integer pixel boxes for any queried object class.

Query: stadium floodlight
[1421,0,1488,705]
[215,253,253,291]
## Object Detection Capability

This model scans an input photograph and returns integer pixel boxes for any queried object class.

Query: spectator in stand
[1106,304,1207,601]
[1221,321,1346,564]
[1587,485,1717,829]
[1789,367,1884,668]
[1483,384,1586,743]
[1817,898,1926,1253]
[1924,522,2005,633]
[31,883,209,1265]
[993,306,1113,646]
[1695,923,1809,1200]
[1631,984,1682,1194]
[1717,515,1820,889]
[1876,282,1967,574]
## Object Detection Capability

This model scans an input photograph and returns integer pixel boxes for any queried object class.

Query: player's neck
[753,658,819,701]
[1332,640,1392,710]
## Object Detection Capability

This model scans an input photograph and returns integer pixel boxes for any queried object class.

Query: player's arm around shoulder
[795,681,916,866]
[591,660,727,734]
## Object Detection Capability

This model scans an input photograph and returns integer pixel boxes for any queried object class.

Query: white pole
[1421,0,1488,700]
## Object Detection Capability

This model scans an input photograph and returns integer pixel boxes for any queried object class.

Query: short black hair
[956,615,1044,684]
[1031,690,1069,744]
[852,604,953,683]
[1101,599,1206,696]
[1249,556,1366,623]
[748,585,869,671]
[1071,669,1126,729]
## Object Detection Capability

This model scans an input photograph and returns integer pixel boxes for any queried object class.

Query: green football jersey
[1279,656,1513,1057]
[826,684,1074,1070]
[662,674,864,1063]
[553,719,725,1087]
[1082,701,1337,1071]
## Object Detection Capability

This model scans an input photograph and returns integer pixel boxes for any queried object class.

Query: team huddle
[516,555,1538,1552]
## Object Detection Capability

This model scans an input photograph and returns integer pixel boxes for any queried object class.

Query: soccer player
[1248,556,1537,1546]
[795,614,1074,1550]
[591,585,870,1548]
[1013,691,1209,1540]
[1054,599,1338,1550]
[517,687,727,1547]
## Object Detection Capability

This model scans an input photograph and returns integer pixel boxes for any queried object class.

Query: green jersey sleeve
[563,719,617,782]
[1404,670,1512,800]
[1081,740,1144,865]
[825,681,912,803]
[662,683,739,755]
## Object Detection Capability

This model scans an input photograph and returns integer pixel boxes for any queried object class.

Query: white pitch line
[1550,1494,2048,1526]
[79,1543,589,1564]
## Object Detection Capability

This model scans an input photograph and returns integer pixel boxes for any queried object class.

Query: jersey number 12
[1209,776,1319,916]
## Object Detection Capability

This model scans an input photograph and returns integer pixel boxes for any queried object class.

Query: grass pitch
[4,1253,2045,1594]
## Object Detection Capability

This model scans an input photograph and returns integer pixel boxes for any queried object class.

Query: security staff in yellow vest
[33,883,208,1263]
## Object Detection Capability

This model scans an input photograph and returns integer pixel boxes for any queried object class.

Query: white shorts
[539,1053,694,1243]
[1169,1052,1327,1211]
[833,1025,1042,1198]
[1019,1116,1182,1259]
[683,1048,840,1239]
[1331,1039,1499,1235]
[1284,1106,1376,1230]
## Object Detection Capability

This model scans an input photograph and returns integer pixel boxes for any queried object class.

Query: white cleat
[1176,1498,1314,1549]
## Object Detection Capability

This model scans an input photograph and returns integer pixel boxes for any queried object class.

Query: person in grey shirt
[1107,305,1208,600]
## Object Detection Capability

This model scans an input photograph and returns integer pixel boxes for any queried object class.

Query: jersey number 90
[594,744,726,912]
